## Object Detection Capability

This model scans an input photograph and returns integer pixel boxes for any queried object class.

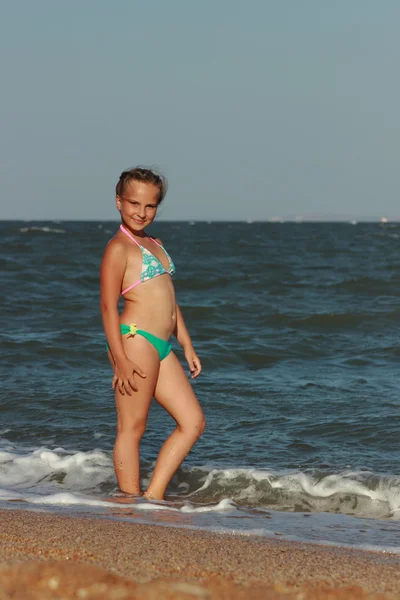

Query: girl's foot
[142,490,160,500]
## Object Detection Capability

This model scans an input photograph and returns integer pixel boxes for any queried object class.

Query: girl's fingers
[113,372,142,395]
[127,376,138,392]
[192,358,202,378]
[188,357,200,378]
[123,379,133,396]
[133,364,146,378]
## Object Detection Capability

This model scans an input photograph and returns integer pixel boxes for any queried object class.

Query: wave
[266,312,367,329]
[0,443,398,520]
[262,310,400,330]
[183,467,400,519]
[0,445,114,493]
[19,226,65,234]
[330,276,399,294]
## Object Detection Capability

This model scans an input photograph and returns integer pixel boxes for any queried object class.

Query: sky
[1,1,400,221]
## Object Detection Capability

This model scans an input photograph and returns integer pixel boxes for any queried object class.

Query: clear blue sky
[1,1,400,221]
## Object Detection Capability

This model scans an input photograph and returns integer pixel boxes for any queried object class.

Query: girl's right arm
[100,241,146,395]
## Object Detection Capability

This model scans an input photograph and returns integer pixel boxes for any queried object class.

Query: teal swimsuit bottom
[107,323,172,361]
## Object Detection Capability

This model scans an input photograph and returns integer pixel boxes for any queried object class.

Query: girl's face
[116,181,160,232]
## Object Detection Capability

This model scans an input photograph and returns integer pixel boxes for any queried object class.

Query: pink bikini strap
[120,225,142,294]
[120,225,141,247]
[122,280,141,295]
[149,237,162,248]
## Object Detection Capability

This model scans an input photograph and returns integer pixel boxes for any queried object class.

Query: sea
[1,220,399,553]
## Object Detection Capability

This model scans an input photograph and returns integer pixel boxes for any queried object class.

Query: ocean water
[1,220,399,552]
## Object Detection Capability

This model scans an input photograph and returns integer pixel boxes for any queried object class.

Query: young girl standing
[100,167,205,500]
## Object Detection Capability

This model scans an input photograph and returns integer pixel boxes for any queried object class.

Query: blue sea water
[0,220,399,552]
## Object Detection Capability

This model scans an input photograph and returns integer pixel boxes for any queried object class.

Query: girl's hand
[184,347,202,379]
[112,357,146,395]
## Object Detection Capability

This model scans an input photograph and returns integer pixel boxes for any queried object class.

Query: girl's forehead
[125,180,159,198]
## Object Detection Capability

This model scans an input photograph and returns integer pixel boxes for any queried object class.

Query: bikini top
[119,224,175,295]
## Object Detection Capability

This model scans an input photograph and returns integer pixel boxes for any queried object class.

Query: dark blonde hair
[116,167,168,204]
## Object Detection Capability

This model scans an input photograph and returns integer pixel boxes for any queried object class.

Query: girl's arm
[155,236,202,378]
[100,241,145,394]
[174,303,202,378]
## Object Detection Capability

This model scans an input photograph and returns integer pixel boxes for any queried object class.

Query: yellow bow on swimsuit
[109,322,172,361]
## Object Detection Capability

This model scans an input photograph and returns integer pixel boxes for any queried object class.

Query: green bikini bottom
[107,323,172,361]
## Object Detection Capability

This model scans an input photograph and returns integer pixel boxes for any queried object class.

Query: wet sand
[0,508,399,599]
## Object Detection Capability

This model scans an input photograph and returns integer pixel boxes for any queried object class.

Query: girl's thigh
[115,336,161,426]
[153,352,204,425]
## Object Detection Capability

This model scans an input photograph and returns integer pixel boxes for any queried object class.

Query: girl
[100,167,205,500]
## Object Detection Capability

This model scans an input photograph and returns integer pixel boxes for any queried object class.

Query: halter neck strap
[120,225,141,247]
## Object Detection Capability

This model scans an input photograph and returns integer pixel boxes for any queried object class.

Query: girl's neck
[121,222,148,238]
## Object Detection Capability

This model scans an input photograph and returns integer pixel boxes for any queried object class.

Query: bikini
[112,224,176,361]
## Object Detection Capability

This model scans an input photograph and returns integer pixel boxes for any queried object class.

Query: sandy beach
[0,508,399,599]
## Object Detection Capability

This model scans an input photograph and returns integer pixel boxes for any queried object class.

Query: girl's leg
[144,352,206,500]
[113,338,160,494]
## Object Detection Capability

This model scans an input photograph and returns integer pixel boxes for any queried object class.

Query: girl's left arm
[174,303,202,378]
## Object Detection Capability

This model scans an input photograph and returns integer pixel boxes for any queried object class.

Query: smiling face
[116,180,160,233]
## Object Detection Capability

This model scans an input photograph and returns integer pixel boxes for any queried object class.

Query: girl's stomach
[120,275,176,340]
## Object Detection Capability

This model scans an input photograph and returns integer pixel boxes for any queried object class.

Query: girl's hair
[116,167,168,204]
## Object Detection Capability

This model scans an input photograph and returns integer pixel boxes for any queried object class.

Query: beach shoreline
[1,508,399,599]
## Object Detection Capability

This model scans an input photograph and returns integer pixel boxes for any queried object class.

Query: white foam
[187,467,400,519]
[31,492,115,508]
[181,498,237,513]
[135,502,179,512]
[19,226,65,234]
[0,446,114,491]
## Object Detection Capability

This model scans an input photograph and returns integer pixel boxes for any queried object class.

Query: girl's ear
[116,196,121,211]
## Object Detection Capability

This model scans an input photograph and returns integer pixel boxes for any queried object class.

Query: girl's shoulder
[102,231,130,261]
[106,232,125,249]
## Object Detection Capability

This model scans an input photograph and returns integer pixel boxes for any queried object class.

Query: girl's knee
[197,415,206,437]
[117,418,147,440]
[183,413,206,440]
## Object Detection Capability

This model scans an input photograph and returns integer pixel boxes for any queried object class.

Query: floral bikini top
[119,224,175,295]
